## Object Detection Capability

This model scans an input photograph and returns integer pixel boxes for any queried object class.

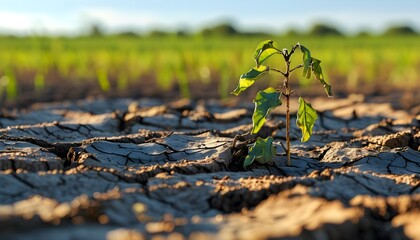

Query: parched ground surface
[0,95,419,240]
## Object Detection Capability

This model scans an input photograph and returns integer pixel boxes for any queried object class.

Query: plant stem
[282,50,292,166]
[284,77,290,166]
[285,87,291,166]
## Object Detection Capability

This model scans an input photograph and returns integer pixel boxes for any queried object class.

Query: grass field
[0,35,419,102]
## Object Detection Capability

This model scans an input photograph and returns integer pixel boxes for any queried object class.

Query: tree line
[0,22,418,38]
[116,23,419,38]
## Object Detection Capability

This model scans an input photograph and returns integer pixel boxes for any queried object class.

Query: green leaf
[311,58,333,97]
[253,40,280,67]
[296,97,318,142]
[231,65,268,95]
[251,87,282,134]
[243,137,275,167]
[300,45,311,79]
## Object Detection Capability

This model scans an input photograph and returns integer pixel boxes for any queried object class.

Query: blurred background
[0,0,419,107]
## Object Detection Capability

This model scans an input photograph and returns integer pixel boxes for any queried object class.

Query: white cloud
[0,8,166,35]
[0,11,78,35]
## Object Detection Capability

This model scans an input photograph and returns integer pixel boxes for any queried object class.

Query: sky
[0,0,419,35]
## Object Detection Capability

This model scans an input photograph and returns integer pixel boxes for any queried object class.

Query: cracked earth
[0,95,419,240]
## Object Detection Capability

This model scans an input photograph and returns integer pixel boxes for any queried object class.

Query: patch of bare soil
[0,95,419,240]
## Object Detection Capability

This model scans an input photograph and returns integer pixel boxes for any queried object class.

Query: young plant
[232,40,333,167]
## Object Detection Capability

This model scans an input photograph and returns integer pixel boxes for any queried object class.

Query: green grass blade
[34,72,45,92]
[96,69,111,92]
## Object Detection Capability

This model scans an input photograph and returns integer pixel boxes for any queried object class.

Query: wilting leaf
[311,58,333,97]
[300,45,311,79]
[296,97,318,142]
[243,137,275,167]
[253,40,280,67]
[231,65,268,95]
[251,87,281,134]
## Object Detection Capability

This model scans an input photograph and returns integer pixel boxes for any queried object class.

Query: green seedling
[232,40,333,167]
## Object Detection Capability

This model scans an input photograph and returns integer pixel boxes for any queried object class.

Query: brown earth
[0,94,419,240]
